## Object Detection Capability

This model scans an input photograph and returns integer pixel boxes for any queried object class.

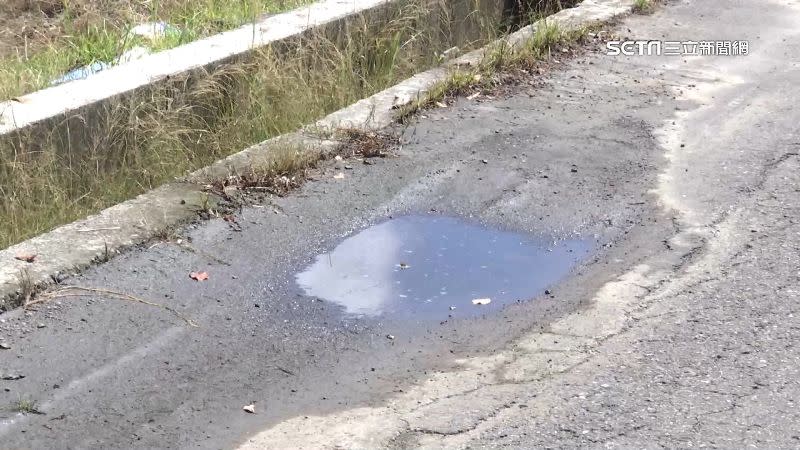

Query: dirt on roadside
[0,0,136,59]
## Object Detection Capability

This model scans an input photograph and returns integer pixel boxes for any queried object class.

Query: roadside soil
[0,0,68,59]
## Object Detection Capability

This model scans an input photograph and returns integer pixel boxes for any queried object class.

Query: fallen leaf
[14,253,36,263]
[471,298,491,305]
[333,172,345,179]
[189,271,209,281]
[243,404,255,414]
[435,101,447,108]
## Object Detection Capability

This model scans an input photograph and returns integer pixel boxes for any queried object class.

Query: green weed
[633,0,654,14]
[397,21,589,120]
[13,397,43,415]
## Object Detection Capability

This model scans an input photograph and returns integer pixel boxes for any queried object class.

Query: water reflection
[296,215,590,320]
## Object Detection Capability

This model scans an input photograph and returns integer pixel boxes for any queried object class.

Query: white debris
[129,22,177,41]
[391,93,413,109]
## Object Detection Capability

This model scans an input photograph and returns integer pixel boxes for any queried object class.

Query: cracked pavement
[1,0,800,449]
[241,0,800,448]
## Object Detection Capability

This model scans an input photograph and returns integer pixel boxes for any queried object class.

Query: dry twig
[27,286,199,328]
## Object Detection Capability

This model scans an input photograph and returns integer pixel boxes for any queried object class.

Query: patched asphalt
[2,0,799,448]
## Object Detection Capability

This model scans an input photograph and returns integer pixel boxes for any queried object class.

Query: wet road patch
[296,215,590,320]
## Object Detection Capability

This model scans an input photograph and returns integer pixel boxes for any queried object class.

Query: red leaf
[189,271,209,281]
[14,253,37,263]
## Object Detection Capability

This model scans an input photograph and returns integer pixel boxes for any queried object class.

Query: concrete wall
[0,0,506,160]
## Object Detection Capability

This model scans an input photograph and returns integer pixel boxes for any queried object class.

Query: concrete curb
[0,0,636,309]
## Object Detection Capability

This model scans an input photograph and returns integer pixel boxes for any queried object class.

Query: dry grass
[397,20,590,120]
[16,267,35,305]
[334,128,395,158]
[504,0,581,28]
[208,129,398,208]
[27,286,199,327]
[12,397,43,415]
[214,144,327,200]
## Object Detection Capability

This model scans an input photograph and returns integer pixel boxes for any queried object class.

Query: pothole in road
[296,215,591,320]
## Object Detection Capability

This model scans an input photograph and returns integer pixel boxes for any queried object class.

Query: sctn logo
[606,40,662,56]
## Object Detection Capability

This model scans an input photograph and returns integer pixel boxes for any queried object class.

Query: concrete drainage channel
[0,0,636,309]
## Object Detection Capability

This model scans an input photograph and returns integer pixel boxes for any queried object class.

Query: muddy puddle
[296,215,591,320]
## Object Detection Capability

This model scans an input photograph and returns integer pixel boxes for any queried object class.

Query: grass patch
[210,130,396,208]
[504,0,581,29]
[397,20,590,120]
[217,144,328,200]
[12,397,43,415]
[632,0,654,14]
[0,0,499,249]
[16,268,35,306]
[0,0,315,100]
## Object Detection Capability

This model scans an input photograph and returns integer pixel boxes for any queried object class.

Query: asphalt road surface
[1,0,799,448]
